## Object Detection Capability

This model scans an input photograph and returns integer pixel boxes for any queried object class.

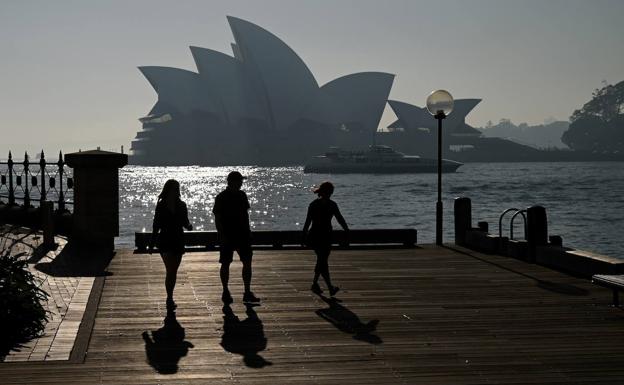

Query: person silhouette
[302,181,349,296]
[149,179,192,310]
[212,171,260,304]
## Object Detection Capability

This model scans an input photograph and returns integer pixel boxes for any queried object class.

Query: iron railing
[0,151,73,211]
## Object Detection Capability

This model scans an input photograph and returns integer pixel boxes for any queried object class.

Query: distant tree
[479,119,569,149]
[543,116,557,125]
[497,119,514,137]
[562,80,624,151]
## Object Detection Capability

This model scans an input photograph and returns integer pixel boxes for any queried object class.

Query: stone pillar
[65,150,128,251]
[454,197,471,246]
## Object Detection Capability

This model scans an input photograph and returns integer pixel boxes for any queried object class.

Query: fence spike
[40,149,47,203]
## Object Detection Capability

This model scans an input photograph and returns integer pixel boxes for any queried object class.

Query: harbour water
[119,162,624,258]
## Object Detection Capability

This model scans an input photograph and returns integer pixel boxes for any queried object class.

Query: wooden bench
[135,229,417,252]
[592,274,624,306]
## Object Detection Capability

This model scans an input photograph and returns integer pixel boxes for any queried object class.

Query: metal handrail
[510,210,527,240]
[499,208,520,239]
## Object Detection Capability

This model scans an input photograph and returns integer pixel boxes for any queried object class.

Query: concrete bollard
[549,235,563,247]
[454,197,471,246]
[527,205,548,245]
[527,205,548,262]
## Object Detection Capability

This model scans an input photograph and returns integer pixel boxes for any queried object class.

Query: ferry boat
[303,145,463,174]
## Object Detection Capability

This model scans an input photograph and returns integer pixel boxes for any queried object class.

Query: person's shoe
[243,291,261,304]
[166,297,177,310]
[311,282,323,295]
[221,290,233,305]
[329,286,340,297]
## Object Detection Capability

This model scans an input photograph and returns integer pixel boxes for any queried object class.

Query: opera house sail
[131,16,395,165]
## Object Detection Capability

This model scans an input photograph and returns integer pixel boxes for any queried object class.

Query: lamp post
[426,90,454,246]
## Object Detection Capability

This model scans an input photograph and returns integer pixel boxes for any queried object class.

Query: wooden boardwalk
[2,245,624,384]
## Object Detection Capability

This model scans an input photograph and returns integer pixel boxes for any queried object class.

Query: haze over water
[119,162,624,258]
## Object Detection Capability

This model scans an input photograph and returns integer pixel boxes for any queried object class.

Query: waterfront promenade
[2,244,624,384]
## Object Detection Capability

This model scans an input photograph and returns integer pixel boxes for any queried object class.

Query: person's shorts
[219,243,253,264]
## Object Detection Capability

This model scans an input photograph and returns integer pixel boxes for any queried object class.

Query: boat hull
[304,159,463,174]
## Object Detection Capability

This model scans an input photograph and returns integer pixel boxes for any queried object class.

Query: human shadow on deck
[315,295,382,345]
[142,310,194,374]
[220,304,272,368]
[446,246,589,296]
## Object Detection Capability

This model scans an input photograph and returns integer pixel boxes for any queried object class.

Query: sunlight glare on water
[119,163,624,258]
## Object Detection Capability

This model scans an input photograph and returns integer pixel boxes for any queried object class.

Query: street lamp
[426,90,454,245]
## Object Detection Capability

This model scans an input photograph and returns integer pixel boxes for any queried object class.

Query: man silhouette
[213,171,260,304]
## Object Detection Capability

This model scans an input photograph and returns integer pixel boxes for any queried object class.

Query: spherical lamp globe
[426,90,454,117]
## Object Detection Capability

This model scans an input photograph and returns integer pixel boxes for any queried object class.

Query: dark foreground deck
[2,245,624,384]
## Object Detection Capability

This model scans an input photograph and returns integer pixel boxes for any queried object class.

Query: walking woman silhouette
[149,179,192,310]
[302,181,349,296]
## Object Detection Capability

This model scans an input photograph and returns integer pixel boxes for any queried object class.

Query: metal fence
[0,151,73,211]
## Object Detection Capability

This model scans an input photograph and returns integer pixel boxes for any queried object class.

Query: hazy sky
[1,0,623,156]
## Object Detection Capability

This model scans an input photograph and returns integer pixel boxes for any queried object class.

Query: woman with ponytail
[302,181,349,296]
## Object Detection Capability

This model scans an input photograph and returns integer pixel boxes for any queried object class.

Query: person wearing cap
[302,181,349,296]
[212,171,260,304]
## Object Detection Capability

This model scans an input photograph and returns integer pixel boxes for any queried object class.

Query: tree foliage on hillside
[562,80,624,151]
[480,119,568,149]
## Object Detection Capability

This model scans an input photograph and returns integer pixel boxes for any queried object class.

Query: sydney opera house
[130,16,490,165]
